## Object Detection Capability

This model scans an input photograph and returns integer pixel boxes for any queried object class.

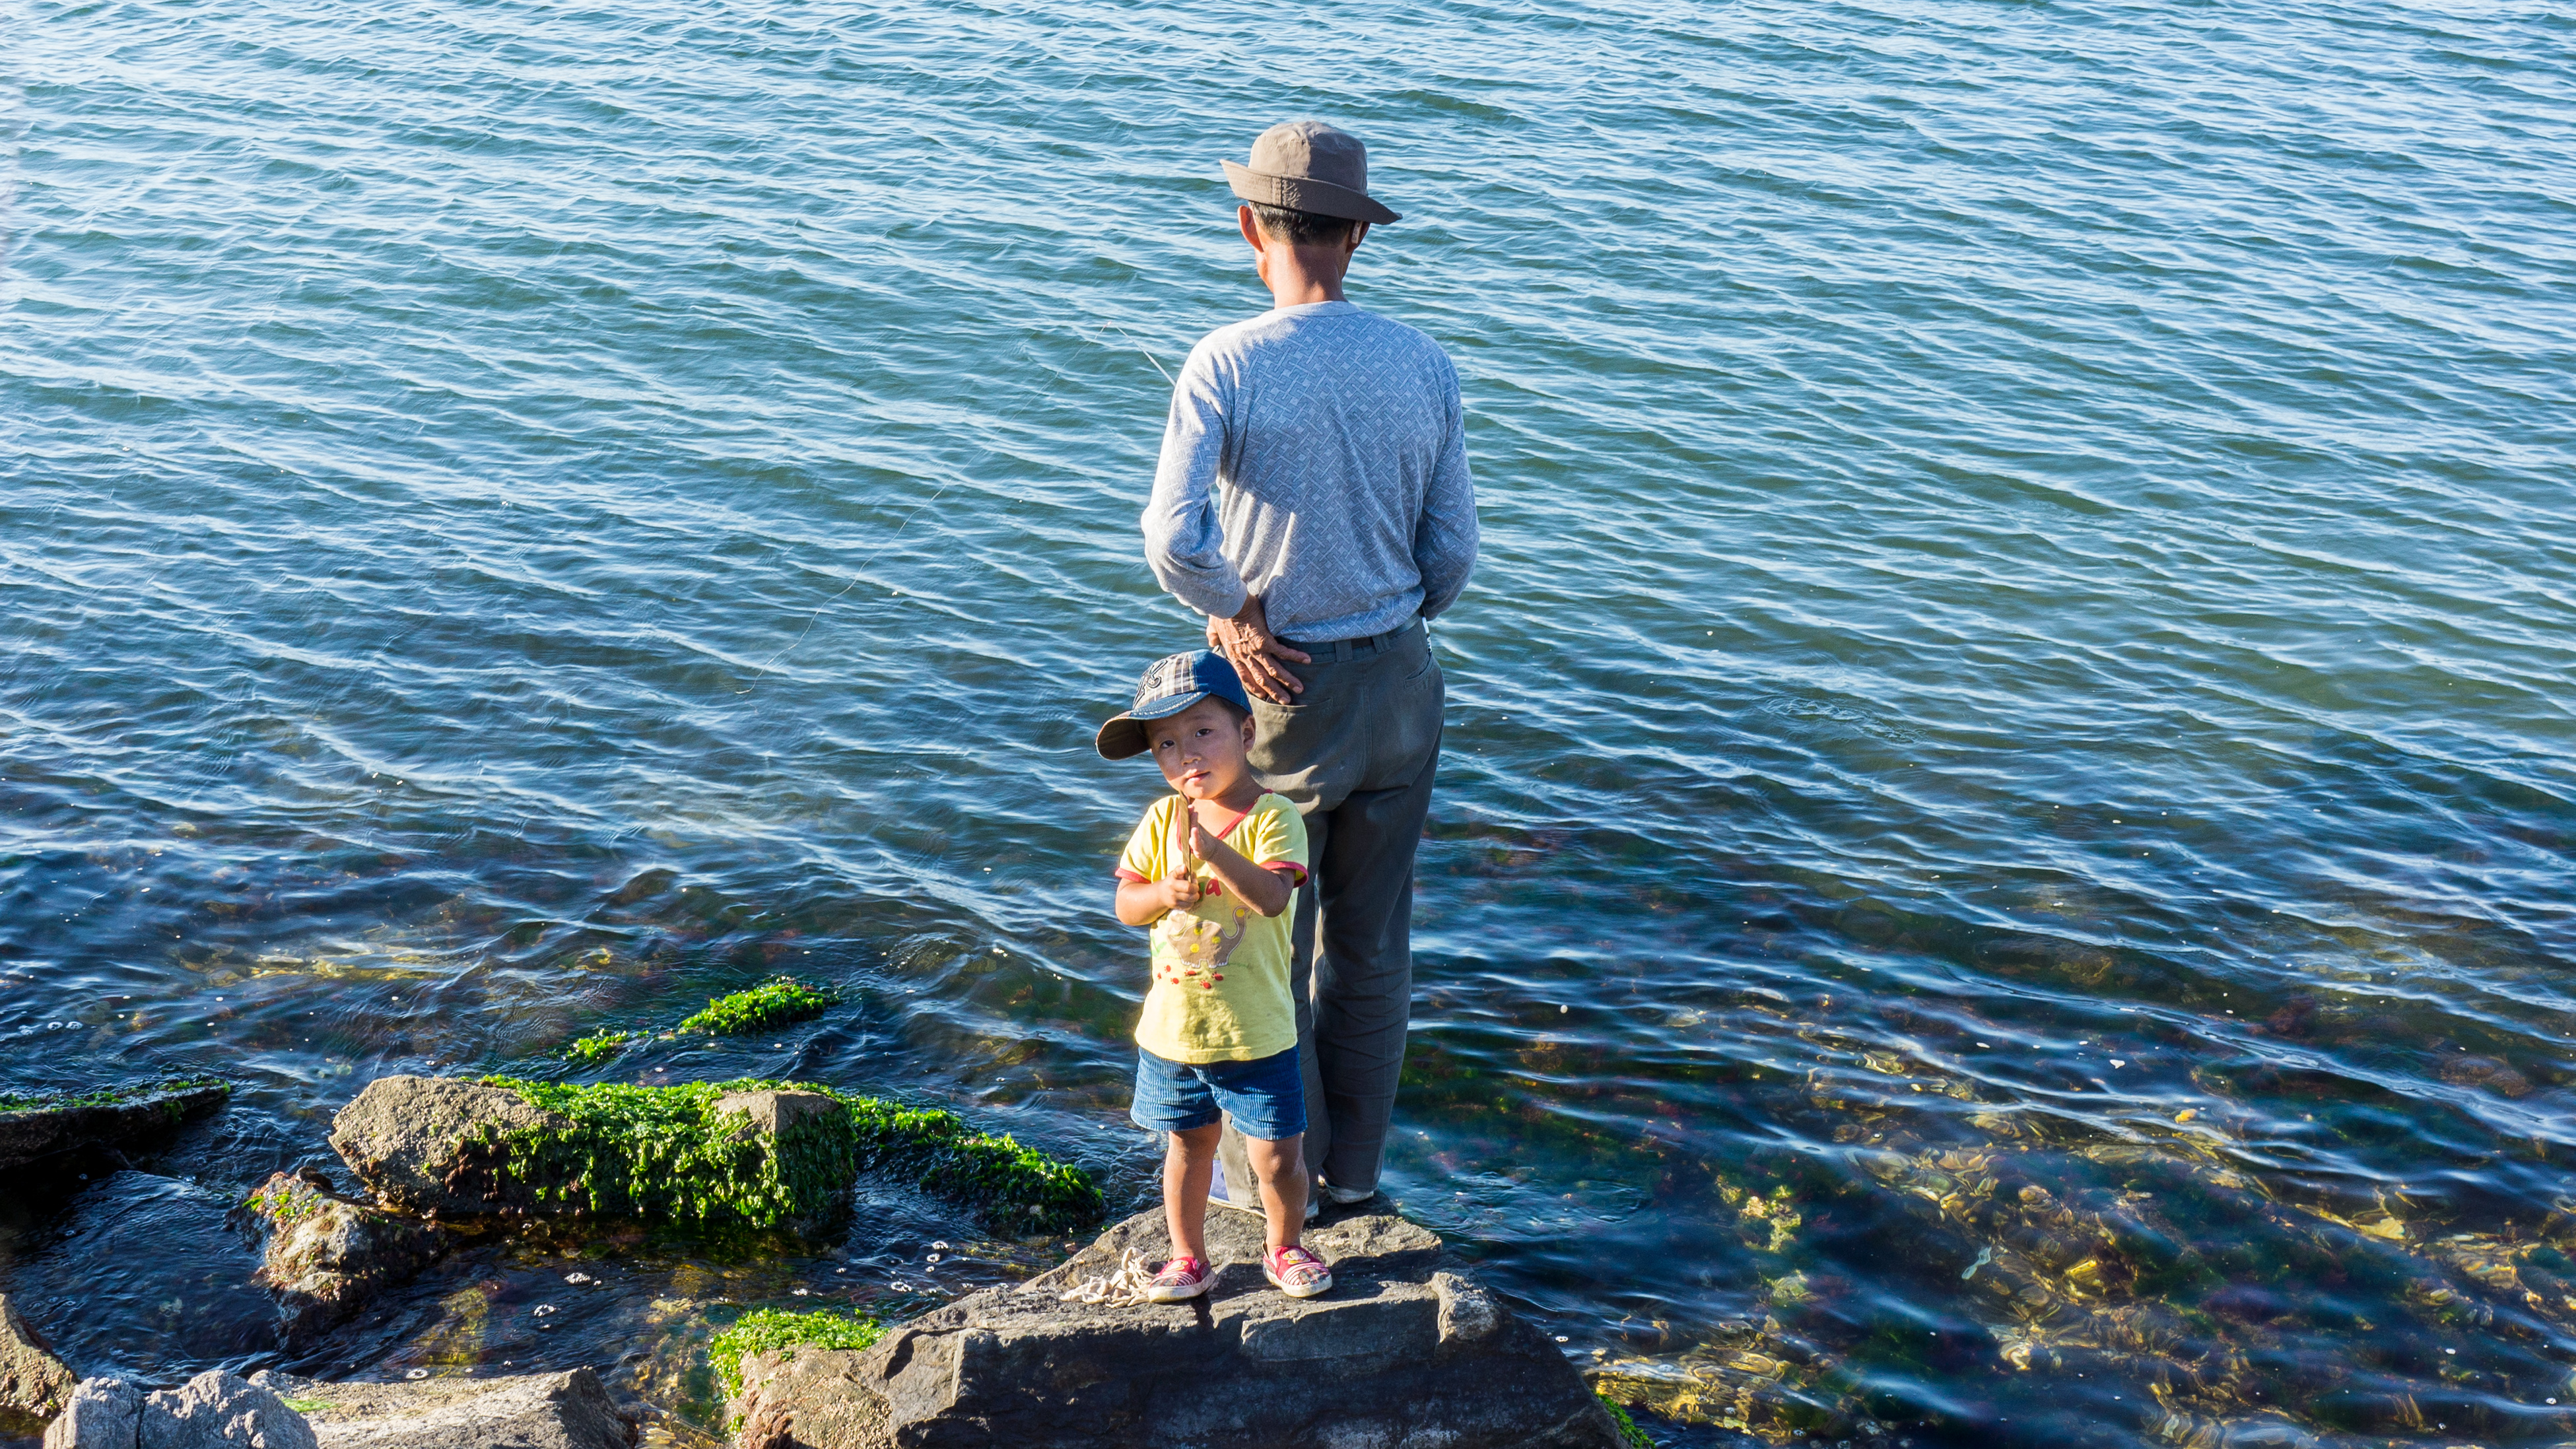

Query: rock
[0,1293,77,1433]
[44,1378,143,1449]
[325,1075,1097,1234]
[713,1091,843,1145]
[327,1077,569,1219]
[0,1082,230,1172]
[248,1369,636,1449]
[729,1206,1627,1449]
[50,1372,318,1449]
[326,1078,858,1229]
[244,1173,450,1336]
[141,1372,319,1449]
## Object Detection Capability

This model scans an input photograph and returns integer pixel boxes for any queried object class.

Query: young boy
[1097,650,1333,1301]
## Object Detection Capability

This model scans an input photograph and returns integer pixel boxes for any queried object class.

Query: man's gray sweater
[1143,300,1477,644]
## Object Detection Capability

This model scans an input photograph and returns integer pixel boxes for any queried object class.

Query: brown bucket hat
[1222,121,1402,225]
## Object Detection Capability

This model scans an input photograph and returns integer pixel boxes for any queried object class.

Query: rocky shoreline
[1,1074,1633,1449]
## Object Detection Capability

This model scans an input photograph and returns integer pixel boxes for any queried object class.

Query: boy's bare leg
[1165,1124,1221,1264]
[1244,1132,1309,1252]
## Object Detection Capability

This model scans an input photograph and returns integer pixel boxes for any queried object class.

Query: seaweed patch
[0,1076,229,1115]
[560,977,840,1061]
[1595,1390,1655,1449]
[709,1306,885,1398]
[564,1030,636,1065]
[475,1076,1102,1232]
[675,979,840,1036]
[246,1176,330,1227]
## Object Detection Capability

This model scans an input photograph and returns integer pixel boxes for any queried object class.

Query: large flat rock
[0,1083,228,1172]
[731,1206,1625,1449]
[248,1369,635,1449]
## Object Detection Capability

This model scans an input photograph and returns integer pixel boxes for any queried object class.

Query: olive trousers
[1219,619,1444,1201]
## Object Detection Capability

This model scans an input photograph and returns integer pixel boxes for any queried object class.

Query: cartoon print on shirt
[1154,889,1250,990]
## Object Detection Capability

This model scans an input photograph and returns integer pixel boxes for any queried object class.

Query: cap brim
[1095,716,1148,760]
[1223,160,1401,224]
[1095,690,1211,760]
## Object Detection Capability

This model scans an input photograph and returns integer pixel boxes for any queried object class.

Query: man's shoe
[1318,1176,1378,1206]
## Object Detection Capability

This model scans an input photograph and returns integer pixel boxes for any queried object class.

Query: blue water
[7,0,2575,1442]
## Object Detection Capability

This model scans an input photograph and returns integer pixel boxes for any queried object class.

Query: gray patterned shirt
[1143,300,1477,642]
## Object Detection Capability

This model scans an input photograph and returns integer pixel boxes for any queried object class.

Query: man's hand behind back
[1207,595,1310,704]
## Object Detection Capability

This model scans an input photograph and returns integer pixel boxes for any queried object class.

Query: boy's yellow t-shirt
[1115,792,1309,1064]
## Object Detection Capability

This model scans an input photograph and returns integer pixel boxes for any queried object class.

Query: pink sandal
[1264,1245,1333,1299]
[1144,1255,1216,1302]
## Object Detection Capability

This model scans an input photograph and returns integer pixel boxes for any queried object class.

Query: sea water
[5,0,2573,1442]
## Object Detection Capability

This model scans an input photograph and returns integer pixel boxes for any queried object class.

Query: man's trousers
[1218,619,1443,1201]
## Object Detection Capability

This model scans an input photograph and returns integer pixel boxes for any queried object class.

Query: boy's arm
[1115,874,1198,926]
[1186,821,1297,919]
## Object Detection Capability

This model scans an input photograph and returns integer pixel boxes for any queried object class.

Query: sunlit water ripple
[5,0,2575,1443]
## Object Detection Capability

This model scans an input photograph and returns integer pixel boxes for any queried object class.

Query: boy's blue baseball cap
[1095,650,1255,760]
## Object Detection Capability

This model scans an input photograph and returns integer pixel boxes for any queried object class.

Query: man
[1141,119,1477,1208]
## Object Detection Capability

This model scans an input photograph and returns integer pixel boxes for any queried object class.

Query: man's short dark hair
[1247,202,1357,246]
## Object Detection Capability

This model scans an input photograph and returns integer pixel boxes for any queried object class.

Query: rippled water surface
[7,0,2576,1442]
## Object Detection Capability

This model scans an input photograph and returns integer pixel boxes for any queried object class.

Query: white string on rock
[1057,1247,1158,1307]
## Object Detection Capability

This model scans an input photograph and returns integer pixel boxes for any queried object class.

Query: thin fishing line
[1102,318,1174,386]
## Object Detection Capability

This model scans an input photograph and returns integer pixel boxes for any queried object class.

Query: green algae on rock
[1595,1390,1653,1449]
[475,1079,859,1229]
[327,1074,1102,1233]
[836,1093,1103,1230]
[675,978,840,1036]
[562,1030,636,1065]
[469,1077,1103,1232]
[245,1170,450,1336]
[559,978,840,1061]
[0,1077,226,1114]
[710,1308,885,1399]
[0,1077,230,1170]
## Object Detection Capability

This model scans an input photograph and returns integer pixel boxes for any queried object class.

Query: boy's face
[1147,699,1258,801]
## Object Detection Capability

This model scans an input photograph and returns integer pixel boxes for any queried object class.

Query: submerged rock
[46,1371,318,1449]
[244,1172,450,1336]
[729,1206,1625,1449]
[0,1081,229,1172]
[248,1368,636,1449]
[0,1294,76,1434]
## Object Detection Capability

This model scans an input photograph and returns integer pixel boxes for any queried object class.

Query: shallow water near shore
[5,0,2575,1443]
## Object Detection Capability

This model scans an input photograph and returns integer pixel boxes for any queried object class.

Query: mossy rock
[0,1078,228,1171]
[246,1171,451,1337]
[329,1075,1101,1233]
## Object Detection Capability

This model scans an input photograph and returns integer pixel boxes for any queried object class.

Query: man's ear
[1347,221,1369,254]
[1238,205,1264,250]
